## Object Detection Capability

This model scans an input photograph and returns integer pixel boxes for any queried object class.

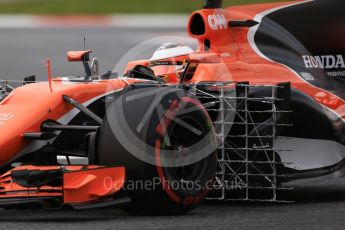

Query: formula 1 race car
[0,0,344,214]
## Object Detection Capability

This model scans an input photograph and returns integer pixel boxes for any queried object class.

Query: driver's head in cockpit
[148,43,194,83]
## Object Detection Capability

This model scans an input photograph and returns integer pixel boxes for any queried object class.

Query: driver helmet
[148,43,194,83]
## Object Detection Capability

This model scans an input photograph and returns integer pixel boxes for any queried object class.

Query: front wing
[0,165,128,209]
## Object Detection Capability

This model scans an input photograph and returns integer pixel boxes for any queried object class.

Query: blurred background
[0,0,290,14]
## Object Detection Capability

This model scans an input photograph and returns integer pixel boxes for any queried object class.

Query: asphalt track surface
[1,27,345,230]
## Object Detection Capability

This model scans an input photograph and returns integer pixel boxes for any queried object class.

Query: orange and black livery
[0,0,344,212]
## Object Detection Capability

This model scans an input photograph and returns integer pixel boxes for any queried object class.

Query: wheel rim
[162,114,209,182]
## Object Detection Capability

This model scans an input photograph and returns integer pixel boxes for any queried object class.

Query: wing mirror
[67,50,99,79]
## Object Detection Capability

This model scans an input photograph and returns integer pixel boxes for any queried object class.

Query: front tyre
[97,86,217,215]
